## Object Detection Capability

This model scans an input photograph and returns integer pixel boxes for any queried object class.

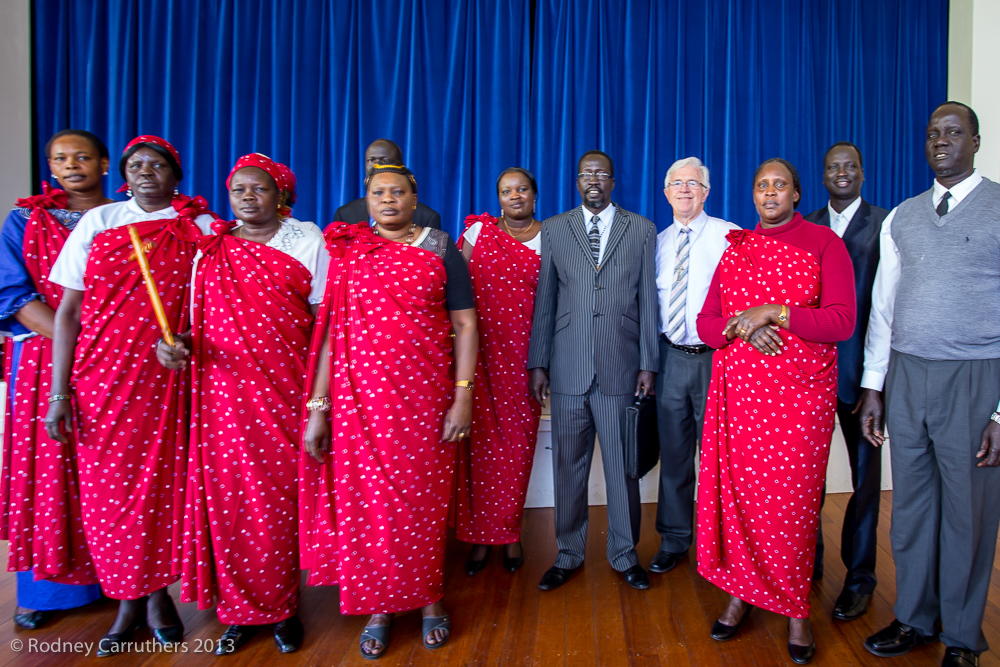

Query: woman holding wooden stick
[44,135,215,657]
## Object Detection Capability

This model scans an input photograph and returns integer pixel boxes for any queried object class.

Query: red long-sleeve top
[697,213,856,349]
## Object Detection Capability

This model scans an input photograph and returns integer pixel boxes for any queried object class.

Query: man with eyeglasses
[649,157,737,576]
[528,149,658,592]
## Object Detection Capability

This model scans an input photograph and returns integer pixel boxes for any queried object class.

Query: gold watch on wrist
[778,304,788,324]
[306,396,332,412]
[455,380,475,391]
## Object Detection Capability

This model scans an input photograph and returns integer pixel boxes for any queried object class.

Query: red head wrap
[123,135,182,170]
[275,162,297,204]
[226,153,288,191]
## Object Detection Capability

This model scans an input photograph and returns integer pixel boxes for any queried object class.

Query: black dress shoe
[788,639,816,664]
[649,550,688,574]
[503,543,524,572]
[711,604,753,641]
[864,619,939,657]
[942,646,980,666]
[215,624,259,655]
[274,615,303,653]
[149,595,184,646]
[622,564,650,590]
[96,612,147,658]
[13,608,54,630]
[832,589,872,621]
[465,546,491,576]
[538,565,579,591]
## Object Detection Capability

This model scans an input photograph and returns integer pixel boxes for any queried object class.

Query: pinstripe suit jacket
[527,204,659,396]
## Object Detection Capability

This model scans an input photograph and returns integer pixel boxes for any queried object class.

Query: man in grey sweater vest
[859,102,1000,667]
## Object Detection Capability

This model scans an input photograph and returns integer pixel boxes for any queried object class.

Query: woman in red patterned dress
[157,154,327,655]
[454,167,542,575]
[301,164,477,660]
[45,136,215,656]
[695,159,856,665]
[0,130,112,629]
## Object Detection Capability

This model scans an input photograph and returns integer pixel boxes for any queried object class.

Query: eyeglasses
[577,172,612,181]
[666,180,705,190]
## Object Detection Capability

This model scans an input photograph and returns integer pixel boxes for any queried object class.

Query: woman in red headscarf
[0,130,112,629]
[158,154,327,655]
[300,163,478,660]
[453,167,542,575]
[45,135,215,656]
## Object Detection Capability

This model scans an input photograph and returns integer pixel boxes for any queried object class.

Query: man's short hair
[936,101,980,136]
[664,157,710,190]
[824,141,863,169]
[578,150,614,177]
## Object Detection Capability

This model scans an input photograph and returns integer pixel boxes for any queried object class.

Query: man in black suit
[804,141,888,622]
[333,138,441,229]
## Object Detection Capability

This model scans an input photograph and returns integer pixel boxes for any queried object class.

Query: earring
[412,204,417,210]
[126,187,133,198]
[102,171,108,176]
[174,188,179,195]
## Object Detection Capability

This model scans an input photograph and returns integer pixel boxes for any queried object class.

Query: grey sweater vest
[891,178,1000,360]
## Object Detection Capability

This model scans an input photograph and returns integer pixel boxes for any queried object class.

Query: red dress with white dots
[179,220,317,625]
[695,214,855,618]
[71,199,207,600]
[453,214,541,544]
[299,222,456,615]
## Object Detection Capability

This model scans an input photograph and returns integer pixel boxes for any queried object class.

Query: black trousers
[815,399,881,594]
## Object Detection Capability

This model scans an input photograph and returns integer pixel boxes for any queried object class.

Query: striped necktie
[588,215,601,264]
[667,227,691,342]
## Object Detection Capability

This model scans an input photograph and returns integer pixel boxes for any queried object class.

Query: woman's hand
[723,305,782,342]
[303,411,332,463]
[44,399,74,444]
[156,332,191,370]
[747,325,784,356]
[442,395,473,442]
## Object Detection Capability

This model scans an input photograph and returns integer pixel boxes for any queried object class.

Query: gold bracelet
[455,380,475,391]
[306,397,332,412]
[778,304,788,324]
[48,394,71,403]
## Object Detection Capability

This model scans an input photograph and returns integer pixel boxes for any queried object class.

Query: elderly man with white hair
[649,157,739,574]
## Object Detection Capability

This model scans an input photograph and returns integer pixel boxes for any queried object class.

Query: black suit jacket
[804,199,888,404]
[333,198,442,230]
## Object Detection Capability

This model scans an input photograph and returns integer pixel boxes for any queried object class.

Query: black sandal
[359,622,391,660]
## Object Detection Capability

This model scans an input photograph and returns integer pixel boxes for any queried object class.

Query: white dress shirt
[50,198,216,292]
[827,196,863,238]
[655,210,739,346]
[861,170,995,409]
[581,203,615,265]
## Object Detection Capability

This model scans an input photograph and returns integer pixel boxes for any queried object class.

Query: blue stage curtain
[32,0,946,234]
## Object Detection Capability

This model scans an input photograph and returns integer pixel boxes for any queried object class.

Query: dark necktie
[937,191,951,217]
[589,215,601,264]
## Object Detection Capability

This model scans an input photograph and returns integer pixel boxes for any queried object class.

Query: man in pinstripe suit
[528,150,659,591]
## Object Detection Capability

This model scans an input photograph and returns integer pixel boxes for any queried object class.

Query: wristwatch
[455,380,475,391]
[777,304,788,324]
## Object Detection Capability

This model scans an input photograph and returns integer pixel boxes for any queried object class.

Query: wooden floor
[0,492,998,666]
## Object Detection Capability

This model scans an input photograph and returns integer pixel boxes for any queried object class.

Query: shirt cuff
[860,370,886,392]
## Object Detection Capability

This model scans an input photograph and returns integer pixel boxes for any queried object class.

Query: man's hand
[856,388,886,447]
[976,420,1000,467]
[529,368,550,405]
[634,370,655,399]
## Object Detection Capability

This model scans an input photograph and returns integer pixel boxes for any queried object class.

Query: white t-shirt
[462,220,541,255]
[49,198,216,292]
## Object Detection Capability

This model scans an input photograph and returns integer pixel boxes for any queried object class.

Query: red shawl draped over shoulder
[0,186,97,584]
[299,222,456,616]
[452,214,541,544]
[72,195,207,599]
[180,219,314,625]
[695,226,840,619]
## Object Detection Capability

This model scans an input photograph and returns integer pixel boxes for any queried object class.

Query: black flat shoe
[274,615,303,653]
[503,543,524,572]
[832,589,872,621]
[13,608,54,630]
[942,646,980,666]
[864,619,939,657]
[215,624,259,655]
[649,550,688,574]
[465,546,491,576]
[622,564,650,590]
[538,564,580,591]
[711,604,753,641]
[788,639,816,664]
[96,611,147,658]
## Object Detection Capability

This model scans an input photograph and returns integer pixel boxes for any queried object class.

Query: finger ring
[458,432,467,438]
[739,328,747,335]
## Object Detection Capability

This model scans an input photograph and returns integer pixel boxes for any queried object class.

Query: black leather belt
[660,333,711,355]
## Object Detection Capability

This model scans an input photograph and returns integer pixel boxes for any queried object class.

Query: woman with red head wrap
[45,135,216,656]
[158,153,328,655]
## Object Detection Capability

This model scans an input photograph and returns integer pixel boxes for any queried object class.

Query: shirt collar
[826,196,862,224]
[581,203,616,230]
[933,169,982,205]
[671,209,707,240]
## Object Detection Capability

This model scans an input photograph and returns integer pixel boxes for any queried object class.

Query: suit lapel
[842,200,872,245]
[567,208,597,269]
[599,206,630,271]
[814,209,832,228]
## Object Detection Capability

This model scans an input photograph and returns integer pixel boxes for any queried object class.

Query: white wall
[0,1,31,208]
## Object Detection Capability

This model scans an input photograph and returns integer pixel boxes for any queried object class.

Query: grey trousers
[653,339,713,554]
[550,381,641,572]
[885,352,1000,653]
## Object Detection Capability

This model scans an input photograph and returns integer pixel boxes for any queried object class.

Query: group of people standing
[0,99,997,667]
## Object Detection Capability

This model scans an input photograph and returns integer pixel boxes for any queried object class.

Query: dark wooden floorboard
[2,492,1000,666]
